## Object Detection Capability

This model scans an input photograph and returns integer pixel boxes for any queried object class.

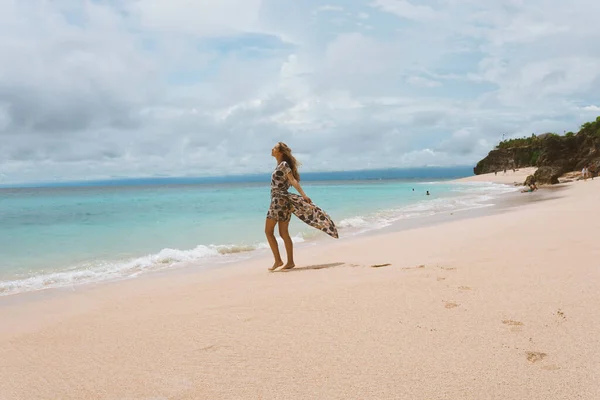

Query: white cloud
[129,0,263,36]
[370,0,437,21]
[1,0,600,184]
[582,105,600,112]
[407,76,441,88]
[314,5,344,13]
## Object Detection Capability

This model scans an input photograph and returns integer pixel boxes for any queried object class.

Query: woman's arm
[287,173,312,203]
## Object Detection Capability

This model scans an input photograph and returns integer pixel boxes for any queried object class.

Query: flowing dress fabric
[266,161,339,239]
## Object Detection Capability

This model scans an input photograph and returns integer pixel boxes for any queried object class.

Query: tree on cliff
[474,116,600,184]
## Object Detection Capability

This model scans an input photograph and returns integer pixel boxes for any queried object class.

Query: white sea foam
[336,182,518,236]
[0,235,306,296]
[338,216,369,229]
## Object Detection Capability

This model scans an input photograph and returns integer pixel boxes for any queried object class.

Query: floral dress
[266,161,339,239]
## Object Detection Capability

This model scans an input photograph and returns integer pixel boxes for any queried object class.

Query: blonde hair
[277,142,301,181]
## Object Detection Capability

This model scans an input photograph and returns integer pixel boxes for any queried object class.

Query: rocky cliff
[474,117,600,184]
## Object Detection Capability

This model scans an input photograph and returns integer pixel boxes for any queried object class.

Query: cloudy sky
[1,0,600,184]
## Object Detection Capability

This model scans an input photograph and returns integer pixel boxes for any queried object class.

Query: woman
[265,142,339,271]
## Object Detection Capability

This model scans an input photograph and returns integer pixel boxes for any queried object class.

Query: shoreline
[0,169,554,308]
[1,178,599,399]
[0,178,517,299]
[0,179,538,314]
[0,181,560,313]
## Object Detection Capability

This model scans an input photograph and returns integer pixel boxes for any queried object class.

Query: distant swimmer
[426,190,430,196]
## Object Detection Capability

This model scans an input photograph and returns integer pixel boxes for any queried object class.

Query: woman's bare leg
[265,218,284,271]
[278,220,295,269]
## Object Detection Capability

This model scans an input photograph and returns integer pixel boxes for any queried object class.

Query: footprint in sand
[444,301,459,309]
[401,264,426,270]
[526,351,547,363]
[440,266,456,271]
[458,286,472,291]
[198,345,219,352]
[502,319,524,332]
[502,320,524,326]
[541,364,560,371]
[370,263,392,268]
[437,277,446,281]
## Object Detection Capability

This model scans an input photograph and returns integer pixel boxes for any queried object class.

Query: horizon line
[0,165,475,189]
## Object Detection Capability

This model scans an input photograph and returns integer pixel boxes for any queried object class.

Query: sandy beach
[453,167,537,185]
[1,176,599,400]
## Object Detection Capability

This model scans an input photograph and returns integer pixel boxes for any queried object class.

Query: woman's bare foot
[281,262,295,270]
[268,260,284,271]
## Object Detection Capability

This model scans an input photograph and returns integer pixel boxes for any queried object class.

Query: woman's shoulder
[276,161,292,176]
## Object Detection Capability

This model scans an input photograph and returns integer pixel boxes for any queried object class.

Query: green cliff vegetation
[495,116,600,150]
[474,116,600,180]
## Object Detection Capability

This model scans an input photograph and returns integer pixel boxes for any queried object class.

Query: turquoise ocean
[0,167,517,296]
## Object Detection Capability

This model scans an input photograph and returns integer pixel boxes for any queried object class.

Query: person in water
[265,142,339,271]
